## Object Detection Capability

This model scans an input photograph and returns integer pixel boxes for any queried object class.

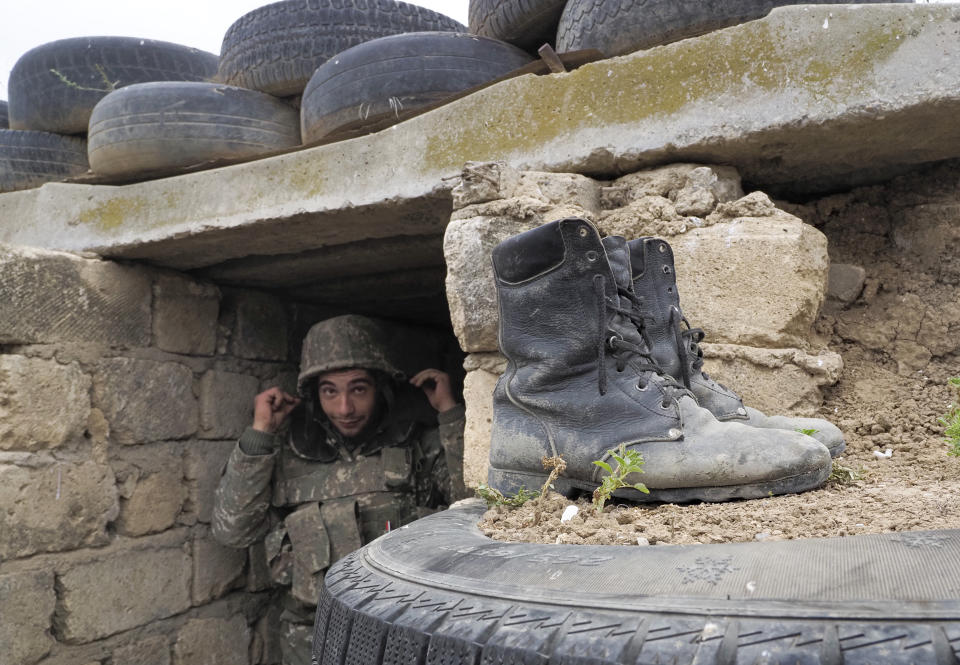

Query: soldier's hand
[252,387,301,434]
[410,369,457,414]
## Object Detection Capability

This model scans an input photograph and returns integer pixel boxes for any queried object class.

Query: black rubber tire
[314,499,960,665]
[300,32,533,143]
[217,0,467,98]
[7,37,218,136]
[0,130,88,194]
[556,0,914,58]
[0,101,8,129]
[468,0,568,51]
[87,81,301,179]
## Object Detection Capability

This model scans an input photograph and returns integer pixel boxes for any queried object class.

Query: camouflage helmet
[297,314,407,394]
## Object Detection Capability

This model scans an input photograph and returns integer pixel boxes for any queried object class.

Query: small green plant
[829,461,864,485]
[796,428,819,437]
[940,377,960,457]
[592,443,649,513]
[475,483,539,508]
[49,65,118,93]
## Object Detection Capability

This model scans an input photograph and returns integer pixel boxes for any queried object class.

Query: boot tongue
[601,236,645,344]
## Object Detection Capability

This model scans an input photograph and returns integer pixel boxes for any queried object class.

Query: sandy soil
[479,167,960,546]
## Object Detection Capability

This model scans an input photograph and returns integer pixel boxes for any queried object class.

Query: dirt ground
[479,164,960,546]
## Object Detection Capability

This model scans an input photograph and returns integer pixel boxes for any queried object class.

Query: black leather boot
[625,236,845,456]
[488,218,831,503]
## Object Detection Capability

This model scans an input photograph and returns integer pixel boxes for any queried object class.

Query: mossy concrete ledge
[1,3,959,276]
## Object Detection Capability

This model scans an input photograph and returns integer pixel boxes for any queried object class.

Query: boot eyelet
[662,265,670,274]
[659,244,667,253]
[578,226,589,237]
[660,400,672,410]
[666,287,673,293]
[636,383,648,391]
[586,250,598,262]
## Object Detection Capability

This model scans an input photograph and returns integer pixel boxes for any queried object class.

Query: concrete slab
[0,3,958,300]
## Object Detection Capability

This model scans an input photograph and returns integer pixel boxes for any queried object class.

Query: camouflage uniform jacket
[211,403,465,609]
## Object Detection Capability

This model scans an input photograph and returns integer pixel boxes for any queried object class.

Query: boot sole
[488,463,831,503]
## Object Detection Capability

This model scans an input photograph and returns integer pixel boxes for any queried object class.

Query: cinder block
[0,459,118,559]
[55,546,192,643]
[173,617,250,665]
[0,355,91,451]
[191,526,246,605]
[0,570,55,665]
[0,244,151,346]
[94,358,199,444]
[153,273,220,356]
[199,370,261,440]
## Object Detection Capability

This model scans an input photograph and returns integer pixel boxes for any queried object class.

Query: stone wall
[443,162,843,487]
[0,244,307,665]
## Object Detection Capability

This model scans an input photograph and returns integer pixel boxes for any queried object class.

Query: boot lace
[594,274,683,397]
[668,306,732,392]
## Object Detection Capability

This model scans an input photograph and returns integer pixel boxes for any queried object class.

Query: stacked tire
[1,36,218,193]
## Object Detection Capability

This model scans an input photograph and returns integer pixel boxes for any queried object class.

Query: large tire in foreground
[217,0,467,97]
[300,32,533,143]
[556,0,912,58]
[87,81,301,179]
[0,130,88,193]
[468,0,568,51]
[7,37,218,135]
[314,499,960,665]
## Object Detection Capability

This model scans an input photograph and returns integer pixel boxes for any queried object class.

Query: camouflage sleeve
[211,427,278,549]
[437,403,469,502]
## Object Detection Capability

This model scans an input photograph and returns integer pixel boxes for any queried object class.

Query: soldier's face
[317,368,377,437]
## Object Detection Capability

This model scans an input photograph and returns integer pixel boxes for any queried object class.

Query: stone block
[0,244,151,347]
[602,164,743,212]
[444,215,541,353]
[116,467,186,537]
[55,545,192,643]
[173,617,250,665]
[94,358,199,444]
[700,343,843,417]
[462,361,502,489]
[451,161,521,208]
[0,355,91,451]
[669,210,829,348]
[228,290,288,362]
[112,636,172,665]
[0,459,118,559]
[827,263,866,305]
[153,273,220,356]
[191,526,246,605]
[184,440,235,523]
[199,370,261,440]
[0,570,55,665]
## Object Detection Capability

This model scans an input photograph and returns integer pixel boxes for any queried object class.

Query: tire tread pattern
[556,0,911,58]
[468,0,568,51]
[313,529,960,665]
[217,0,466,97]
[0,129,88,193]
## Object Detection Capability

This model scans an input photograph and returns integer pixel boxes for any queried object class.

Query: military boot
[488,218,831,503]
[626,236,845,457]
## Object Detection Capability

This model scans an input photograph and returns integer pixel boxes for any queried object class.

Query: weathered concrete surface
[0,244,151,347]
[1,4,958,299]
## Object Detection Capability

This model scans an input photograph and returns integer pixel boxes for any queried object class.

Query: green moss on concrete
[422,7,924,173]
[76,197,148,232]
